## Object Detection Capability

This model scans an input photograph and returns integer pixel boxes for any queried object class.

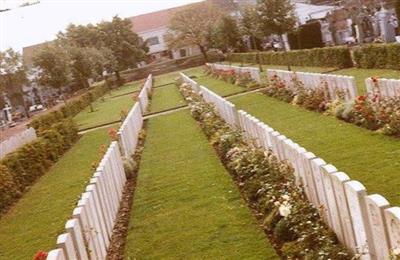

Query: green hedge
[227,46,353,68]
[0,119,79,213]
[353,43,400,70]
[29,84,108,133]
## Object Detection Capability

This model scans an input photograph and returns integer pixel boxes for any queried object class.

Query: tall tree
[58,23,101,48]
[97,16,147,85]
[165,3,221,61]
[240,6,262,50]
[0,48,29,116]
[33,43,71,92]
[68,46,93,89]
[256,0,296,49]
[213,15,242,52]
[396,0,400,29]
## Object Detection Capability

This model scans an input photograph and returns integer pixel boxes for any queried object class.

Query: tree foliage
[396,0,400,24]
[165,3,221,61]
[33,43,71,90]
[0,48,28,111]
[213,15,242,52]
[256,0,296,36]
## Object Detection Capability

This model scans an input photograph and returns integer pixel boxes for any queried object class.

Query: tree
[68,46,93,89]
[213,15,242,52]
[396,0,400,30]
[165,2,221,61]
[97,16,147,85]
[240,6,262,50]
[58,23,101,49]
[0,48,29,116]
[33,43,71,92]
[256,0,296,50]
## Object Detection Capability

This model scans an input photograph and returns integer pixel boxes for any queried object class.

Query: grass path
[124,82,278,258]
[192,75,400,205]
[149,84,186,113]
[231,93,400,205]
[0,126,114,259]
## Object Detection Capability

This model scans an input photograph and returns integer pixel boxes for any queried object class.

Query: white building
[129,5,201,61]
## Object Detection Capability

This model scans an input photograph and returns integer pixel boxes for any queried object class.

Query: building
[129,4,202,61]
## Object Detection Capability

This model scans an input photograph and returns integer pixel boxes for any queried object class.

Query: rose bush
[204,64,260,89]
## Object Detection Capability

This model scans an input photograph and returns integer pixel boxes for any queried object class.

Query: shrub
[353,43,400,70]
[227,46,353,68]
[0,119,79,213]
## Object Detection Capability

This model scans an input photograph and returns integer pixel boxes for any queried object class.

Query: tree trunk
[280,34,291,71]
[199,45,208,62]
[115,71,123,86]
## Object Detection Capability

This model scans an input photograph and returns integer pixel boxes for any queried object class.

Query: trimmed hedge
[29,84,108,132]
[353,43,400,70]
[227,46,353,68]
[0,119,79,213]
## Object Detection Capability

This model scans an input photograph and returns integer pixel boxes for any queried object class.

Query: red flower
[371,76,379,83]
[108,128,118,141]
[33,251,48,260]
[357,95,367,102]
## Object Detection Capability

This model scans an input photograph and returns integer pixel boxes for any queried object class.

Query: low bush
[227,46,353,68]
[178,83,351,259]
[353,43,400,70]
[0,119,79,213]
[29,84,108,132]
[204,64,260,89]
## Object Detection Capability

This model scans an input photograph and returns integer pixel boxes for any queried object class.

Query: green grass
[195,76,244,96]
[73,94,134,130]
[125,110,278,259]
[230,93,400,205]
[0,127,114,259]
[110,80,142,97]
[149,84,186,113]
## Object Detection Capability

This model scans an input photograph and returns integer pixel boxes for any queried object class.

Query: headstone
[384,207,400,251]
[56,233,78,260]
[65,219,89,260]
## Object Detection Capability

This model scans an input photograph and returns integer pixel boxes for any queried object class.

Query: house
[129,5,202,61]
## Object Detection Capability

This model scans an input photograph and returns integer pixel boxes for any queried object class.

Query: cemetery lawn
[73,94,134,130]
[230,92,400,205]
[124,110,278,259]
[149,84,186,113]
[0,127,114,259]
[109,80,142,97]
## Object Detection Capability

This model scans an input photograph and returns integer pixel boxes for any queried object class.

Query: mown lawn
[110,80,142,97]
[73,94,134,130]
[149,84,186,113]
[0,127,114,259]
[125,110,278,259]
[233,93,400,205]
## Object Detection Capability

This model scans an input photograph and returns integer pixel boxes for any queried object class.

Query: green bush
[0,119,79,213]
[353,43,400,70]
[227,46,353,68]
[29,84,108,132]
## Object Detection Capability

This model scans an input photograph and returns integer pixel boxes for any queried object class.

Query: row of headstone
[0,127,37,160]
[47,142,127,260]
[180,73,201,93]
[267,69,358,101]
[46,75,153,260]
[183,73,400,260]
[365,77,400,98]
[206,63,261,83]
[137,74,153,113]
[118,74,152,157]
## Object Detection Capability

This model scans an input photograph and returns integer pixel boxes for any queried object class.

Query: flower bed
[264,74,400,137]
[177,81,351,259]
[204,64,260,89]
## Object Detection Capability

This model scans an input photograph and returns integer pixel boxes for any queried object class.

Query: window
[146,36,160,46]
[179,48,187,57]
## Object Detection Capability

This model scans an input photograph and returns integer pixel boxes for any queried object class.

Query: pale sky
[0,0,203,52]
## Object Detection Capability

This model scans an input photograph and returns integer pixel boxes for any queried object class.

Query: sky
[0,0,203,52]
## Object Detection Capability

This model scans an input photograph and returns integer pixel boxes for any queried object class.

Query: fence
[266,69,358,101]
[0,127,37,160]
[180,73,201,93]
[206,63,261,83]
[46,75,152,260]
[181,73,400,260]
[365,77,400,98]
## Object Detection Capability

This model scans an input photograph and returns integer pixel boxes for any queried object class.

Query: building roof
[129,3,200,33]
[295,3,335,24]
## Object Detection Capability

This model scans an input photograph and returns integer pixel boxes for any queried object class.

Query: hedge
[29,84,108,133]
[353,43,400,70]
[227,46,353,68]
[0,119,79,213]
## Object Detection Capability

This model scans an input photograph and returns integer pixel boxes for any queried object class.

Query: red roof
[129,3,198,33]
